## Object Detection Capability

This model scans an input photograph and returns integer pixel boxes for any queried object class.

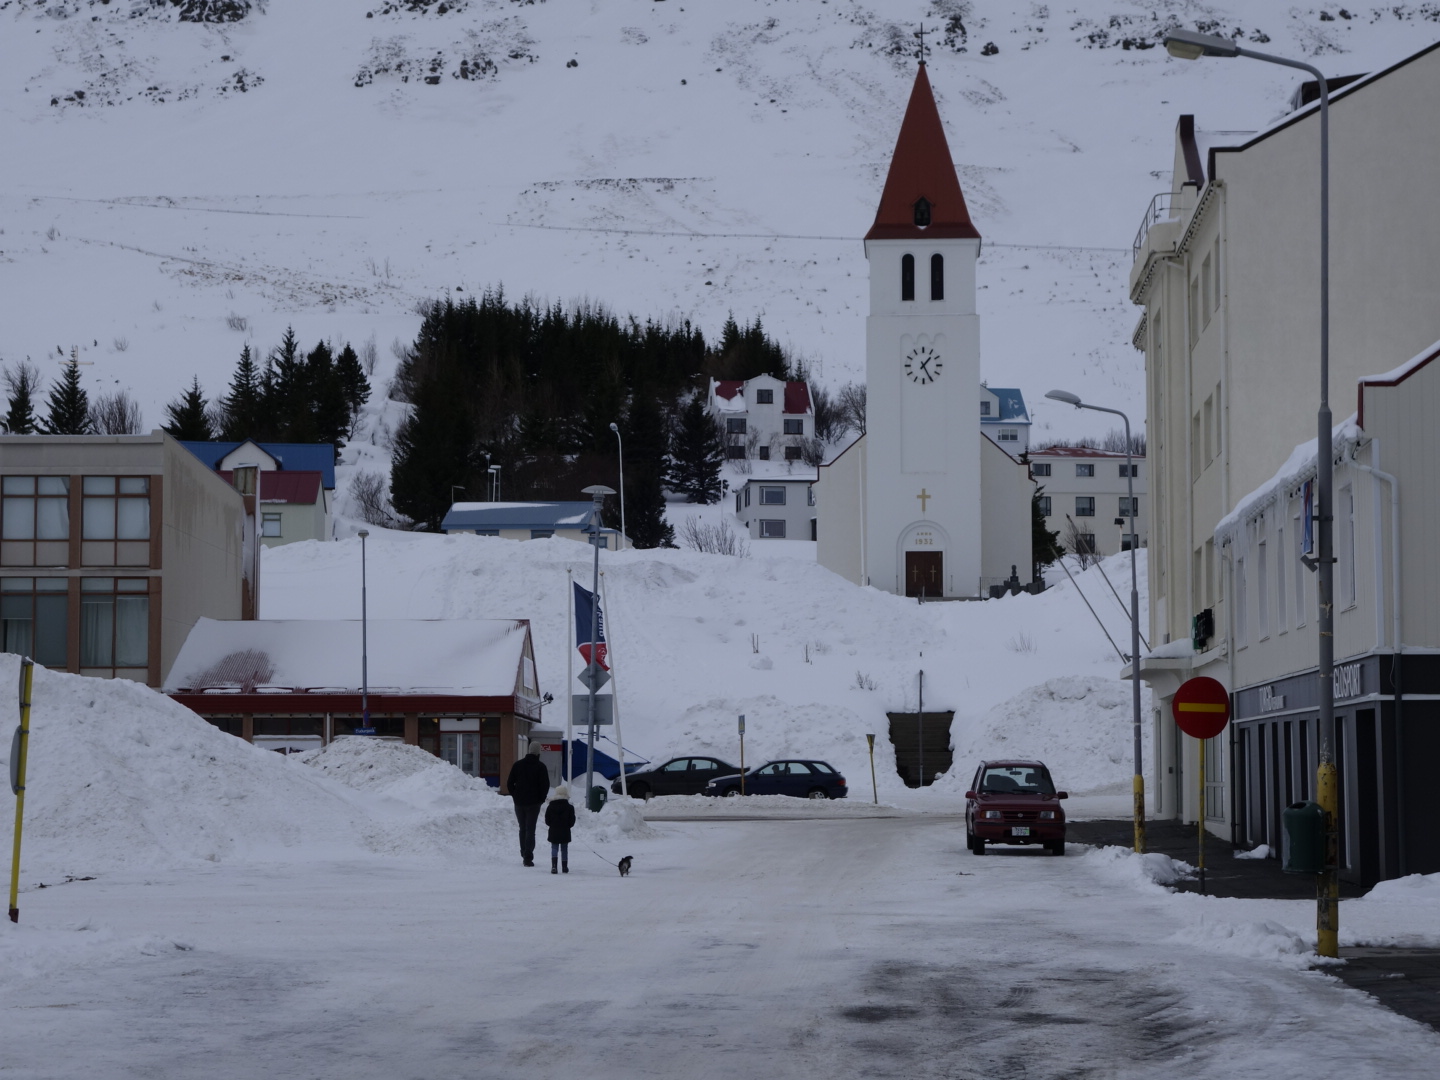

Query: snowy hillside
[260,530,1153,797]
[4,1,1436,450]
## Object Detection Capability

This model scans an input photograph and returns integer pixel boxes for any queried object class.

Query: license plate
[1011,826,1031,837]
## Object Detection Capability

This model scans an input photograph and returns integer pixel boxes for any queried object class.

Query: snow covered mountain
[2,1,1434,449]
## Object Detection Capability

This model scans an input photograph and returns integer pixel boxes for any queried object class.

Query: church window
[901,254,915,301]
[930,254,944,300]
[913,197,932,227]
[755,388,774,404]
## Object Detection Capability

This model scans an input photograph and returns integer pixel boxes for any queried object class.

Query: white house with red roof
[814,61,1032,598]
[220,469,328,548]
[708,374,813,463]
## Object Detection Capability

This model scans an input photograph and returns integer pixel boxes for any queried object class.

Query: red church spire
[865,64,980,242]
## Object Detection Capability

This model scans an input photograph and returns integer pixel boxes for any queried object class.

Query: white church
[816,62,1033,599]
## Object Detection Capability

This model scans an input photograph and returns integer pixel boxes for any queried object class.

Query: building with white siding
[1028,446,1147,558]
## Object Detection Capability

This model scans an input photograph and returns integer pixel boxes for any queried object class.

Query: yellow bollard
[1316,760,1339,958]
[9,658,34,924]
[1133,774,1146,854]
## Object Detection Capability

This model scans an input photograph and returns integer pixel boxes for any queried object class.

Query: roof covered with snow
[1029,446,1141,460]
[165,618,533,696]
[982,387,1030,424]
[1213,417,1362,545]
[442,502,598,530]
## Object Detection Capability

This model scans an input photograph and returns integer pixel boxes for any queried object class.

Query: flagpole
[601,571,628,800]
[565,568,574,787]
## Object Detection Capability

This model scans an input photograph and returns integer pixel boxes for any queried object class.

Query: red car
[965,760,1068,856]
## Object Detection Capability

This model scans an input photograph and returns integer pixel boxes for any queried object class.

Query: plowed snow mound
[937,675,1145,796]
[0,656,374,874]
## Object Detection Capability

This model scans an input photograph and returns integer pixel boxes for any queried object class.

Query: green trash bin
[587,785,608,813]
[1281,800,1326,874]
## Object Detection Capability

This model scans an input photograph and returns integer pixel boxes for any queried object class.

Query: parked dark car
[704,759,848,800]
[612,756,740,799]
[965,760,1068,855]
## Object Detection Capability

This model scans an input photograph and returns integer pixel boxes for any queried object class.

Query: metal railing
[1132,192,1177,260]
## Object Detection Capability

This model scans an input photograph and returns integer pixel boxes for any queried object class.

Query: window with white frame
[1235,557,1247,647]
[759,520,786,538]
[1031,462,1050,477]
[1276,523,1287,632]
[261,513,282,538]
[1074,497,1095,517]
[999,428,1018,442]
[759,486,786,506]
[1075,464,1094,477]
[1293,511,1307,627]
[1257,537,1269,639]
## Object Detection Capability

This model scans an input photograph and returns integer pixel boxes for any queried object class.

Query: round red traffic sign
[1171,676,1231,739]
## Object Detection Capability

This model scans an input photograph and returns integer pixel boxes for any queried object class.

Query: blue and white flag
[573,581,608,670]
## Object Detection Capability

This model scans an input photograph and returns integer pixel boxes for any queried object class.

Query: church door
[905,551,943,599]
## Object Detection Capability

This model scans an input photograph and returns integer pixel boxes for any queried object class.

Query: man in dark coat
[506,742,551,866]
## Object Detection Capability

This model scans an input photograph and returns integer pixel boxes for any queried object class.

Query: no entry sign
[1172,677,1231,739]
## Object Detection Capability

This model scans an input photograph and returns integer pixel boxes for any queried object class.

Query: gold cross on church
[917,488,931,513]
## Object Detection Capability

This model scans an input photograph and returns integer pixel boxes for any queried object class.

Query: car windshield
[979,766,1055,795]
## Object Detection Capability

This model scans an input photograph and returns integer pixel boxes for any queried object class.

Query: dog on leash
[617,855,633,877]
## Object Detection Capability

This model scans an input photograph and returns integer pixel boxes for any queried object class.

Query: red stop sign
[1172,677,1231,739]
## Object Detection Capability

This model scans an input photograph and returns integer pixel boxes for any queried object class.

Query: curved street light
[1045,390,1143,854]
[609,422,627,551]
[1163,27,1339,957]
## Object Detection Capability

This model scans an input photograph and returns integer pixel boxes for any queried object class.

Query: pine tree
[389,376,476,530]
[334,343,371,434]
[219,345,264,440]
[267,327,305,439]
[306,341,349,451]
[163,377,214,441]
[42,358,92,435]
[626,466,676,548]
[1031,484,1064,580]
[668,396,724,504]
[2,361,41,434]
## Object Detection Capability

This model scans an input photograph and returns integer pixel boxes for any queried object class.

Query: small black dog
[617,855,633,877]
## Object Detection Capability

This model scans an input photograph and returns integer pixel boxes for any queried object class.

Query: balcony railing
[1132,192,1177,260]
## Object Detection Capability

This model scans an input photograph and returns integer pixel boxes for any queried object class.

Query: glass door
[441,732,481,775]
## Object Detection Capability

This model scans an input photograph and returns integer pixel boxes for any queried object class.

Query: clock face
[904,345,943,385]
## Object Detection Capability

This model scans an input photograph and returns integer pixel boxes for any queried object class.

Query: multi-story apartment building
[1029,446,1147,558]
[1129,40,1440,883]
[1,433,246,686]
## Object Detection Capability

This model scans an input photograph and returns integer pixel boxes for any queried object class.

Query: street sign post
[738,714,746,796]
[866,733,877,804]
[10,659,34,923]
[1172,677,1232,894]
[576,666,610,693]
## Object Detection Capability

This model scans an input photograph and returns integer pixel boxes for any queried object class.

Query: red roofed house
[220,469,327,548]
[707,374,814,463]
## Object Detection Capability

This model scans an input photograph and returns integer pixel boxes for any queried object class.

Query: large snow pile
[0,654,375,875]
[264,534,1151,798]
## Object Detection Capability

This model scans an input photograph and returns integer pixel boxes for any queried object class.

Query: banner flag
[1302,480,1314,556]
[573,581,609,670]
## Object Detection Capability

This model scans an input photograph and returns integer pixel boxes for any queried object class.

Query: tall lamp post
[581,484,616,808]
[1163,28,1338,958]
[609,422,627,551]
[358,529,370,733]
[1046,391,1144,853]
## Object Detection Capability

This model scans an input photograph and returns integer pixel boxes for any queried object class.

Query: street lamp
[1164,28,1339,958]
[1045,390,1144,854]
[609,422,627,551]
[580,484,616,808]
[358,529,370,735]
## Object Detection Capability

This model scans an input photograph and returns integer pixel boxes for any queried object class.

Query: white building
[440,502,627,549]
[980,386,1032,454]
[1128,40,1440,884]
[179,439,336,545]
[708,375,813,463]
[734,470,817,541]
[815,61,1032,598]
[1029,446,1147,558]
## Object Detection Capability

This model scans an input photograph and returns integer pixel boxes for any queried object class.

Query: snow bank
[628,793,909,817]
[0,655,376,875]
[0,919,195,992]
[1356,872,1440,904]
[1078,843,1194,894]
[1167,916,1321,969]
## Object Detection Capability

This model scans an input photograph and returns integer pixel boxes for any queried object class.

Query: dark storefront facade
[1231,651,1440,886]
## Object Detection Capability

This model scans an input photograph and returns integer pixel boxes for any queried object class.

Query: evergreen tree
[267,327,305,437]
[389,375,476,530]
[668,396,724,503]
[305,341,349,451]
[42,359,92,435]
[219,345,264,440]
[163,377,214,441]
[625,466,676,549]
[1031,484,1064,581]
[2,361,41,434]
[334,343,371,434]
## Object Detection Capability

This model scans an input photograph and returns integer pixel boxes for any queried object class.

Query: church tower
[862,62,982,597]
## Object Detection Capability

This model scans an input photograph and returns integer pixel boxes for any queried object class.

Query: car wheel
[722,787,742,798]
[629,783,650,801]
[1047,840,1065,856]
[965,829,976,853]
[972,837,986,855]
[807,788,830,800]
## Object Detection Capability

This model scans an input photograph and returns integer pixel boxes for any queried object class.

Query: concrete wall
[815,436,865,585]
[979,436,1034,583]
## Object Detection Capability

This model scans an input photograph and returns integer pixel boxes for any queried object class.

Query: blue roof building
[178,440,337,491]
[979,387,1031,454]
[441,502,628,549]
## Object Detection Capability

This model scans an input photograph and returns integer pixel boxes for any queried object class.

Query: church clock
[903,344,943,385]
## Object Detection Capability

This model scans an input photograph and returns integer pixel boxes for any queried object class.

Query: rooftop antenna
[915,22,930,65]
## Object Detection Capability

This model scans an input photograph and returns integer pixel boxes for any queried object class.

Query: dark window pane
[901,254,915,301]
[931,253,944,300]
[35,593,68,667]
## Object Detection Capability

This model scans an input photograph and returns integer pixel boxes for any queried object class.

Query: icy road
[6,816,1436,1079]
